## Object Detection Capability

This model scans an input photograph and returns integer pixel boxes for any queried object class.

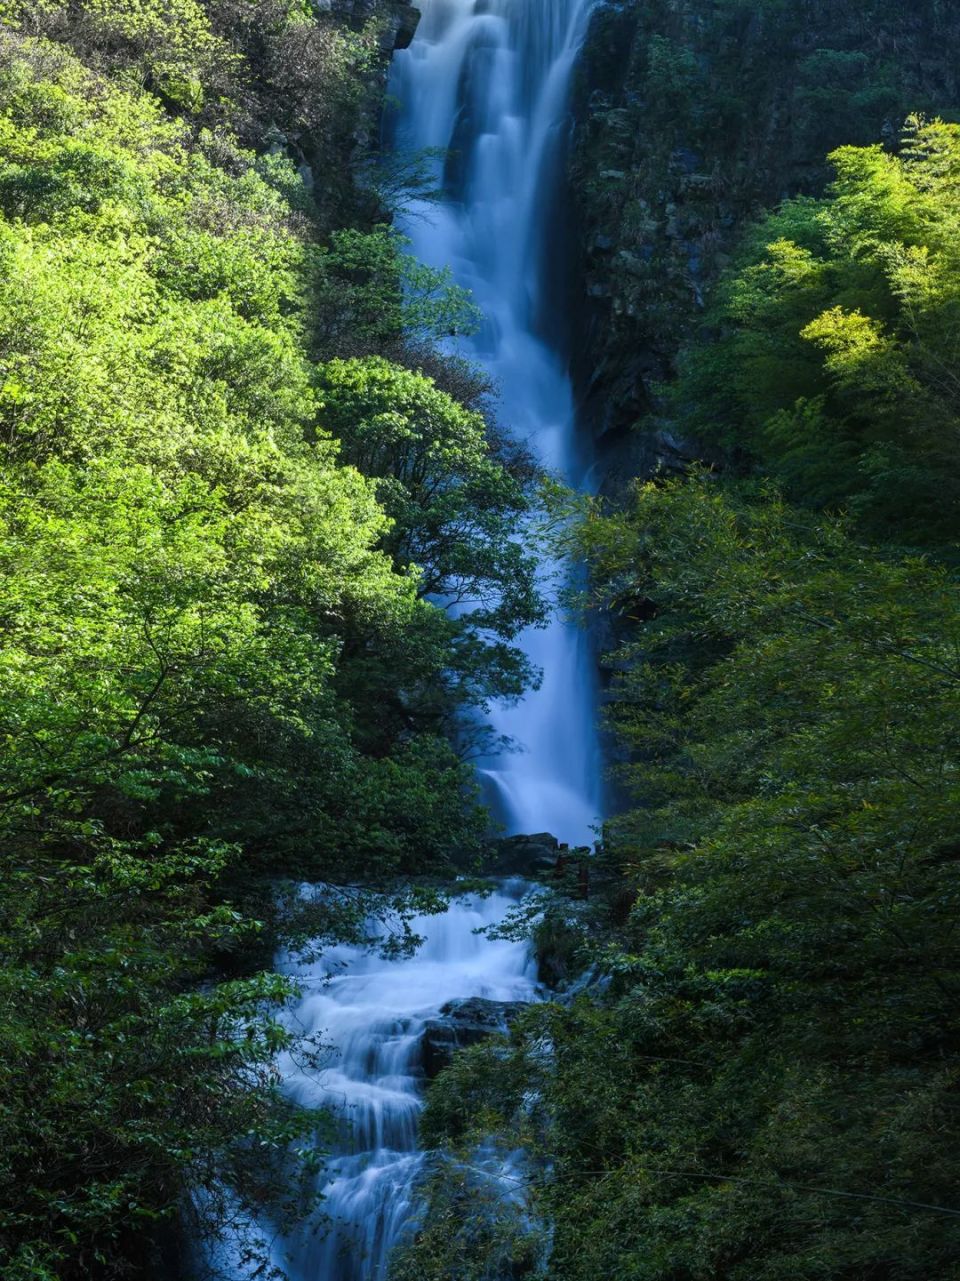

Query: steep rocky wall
[569,0,960,462]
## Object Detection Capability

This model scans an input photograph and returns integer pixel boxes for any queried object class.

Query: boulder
[421,997,526,1078]
[392,4,421,50]
[483,832,560,877]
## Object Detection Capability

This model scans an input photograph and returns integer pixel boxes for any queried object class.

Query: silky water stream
[394,0,602,845]
[213,3,600,1275]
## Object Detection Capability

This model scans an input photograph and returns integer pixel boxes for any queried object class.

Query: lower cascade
[212,885,540,1278]
[216,0,599,1275]
[285,887,540,1279]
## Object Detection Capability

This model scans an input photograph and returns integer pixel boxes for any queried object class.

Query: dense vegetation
[409,473,960,1278]
[572,0,960,436]
[4,0,960,1278]
[672,119,960,547]
[0,3,539,1276]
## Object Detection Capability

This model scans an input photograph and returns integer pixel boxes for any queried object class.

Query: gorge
[2,1,960,1279]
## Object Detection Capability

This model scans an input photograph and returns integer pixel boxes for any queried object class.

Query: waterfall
[392,0,603,849]
[207,5,600,1278]
[207,886,539,1280]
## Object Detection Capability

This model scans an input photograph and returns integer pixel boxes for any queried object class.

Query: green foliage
[391,1151,545,1281]
[0,881,314,1280]
[317,357,545,702]
[0,25,509,1278]
[572,0,960,399]
[3,0,402,229]
[407,476,960,1280]
[313,225,481,354]
[675,119,960,544]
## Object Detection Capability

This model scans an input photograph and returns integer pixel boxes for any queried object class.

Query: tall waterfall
[209,5,600,1278]
[392,0,602,848]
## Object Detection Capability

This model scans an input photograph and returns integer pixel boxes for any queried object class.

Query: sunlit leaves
[676,119,960,544]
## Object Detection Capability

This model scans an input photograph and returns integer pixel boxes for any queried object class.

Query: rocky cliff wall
[569,0,960,465]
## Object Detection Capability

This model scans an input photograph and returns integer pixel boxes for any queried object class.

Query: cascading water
[210,5,600,1277]
[210,887,539,1280]
[392,0,602,847]
[291,888,542,1281]
[389,0,599,845]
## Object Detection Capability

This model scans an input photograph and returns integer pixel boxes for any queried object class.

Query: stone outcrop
[483,832,561,878]
[391,3,421,50]
[421,997,527,1078]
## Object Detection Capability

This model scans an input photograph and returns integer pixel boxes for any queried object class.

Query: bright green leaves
[0,26,503,1278]
[317,357,546,703]
[0,38,487,881]
[677,120,960,545]
[0,449,352,812]
[800,305,917,399]
[8,0,228,117]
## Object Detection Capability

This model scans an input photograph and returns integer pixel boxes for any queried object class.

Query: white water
[210,886,539,1279]
[392,0,602,847]
[210,5,600,1277]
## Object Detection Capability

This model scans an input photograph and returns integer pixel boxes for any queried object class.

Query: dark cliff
[569,0,960,461]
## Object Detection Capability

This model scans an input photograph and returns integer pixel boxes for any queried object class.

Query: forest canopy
[397,46,960,1281]
[672,118,960,546]
[0,16,532,1277]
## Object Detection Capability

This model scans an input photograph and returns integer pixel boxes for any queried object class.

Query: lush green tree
[0,30,503,1277]
[673,119,960,546]
[6,0,386,216]
[571,0,960,402]
[317,358,544,687]
[312,227,480,356]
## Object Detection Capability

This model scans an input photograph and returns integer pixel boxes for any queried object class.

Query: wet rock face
[421,997,527,1078]
[484,833,560,877]
[392,3,421,49]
